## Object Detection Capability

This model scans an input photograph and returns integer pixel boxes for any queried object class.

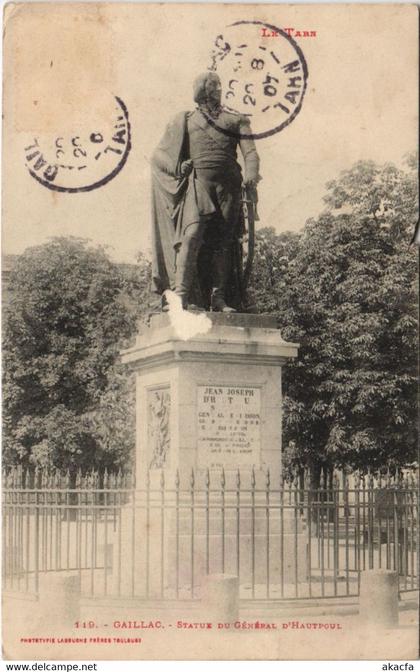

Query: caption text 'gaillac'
[75,621,346,631]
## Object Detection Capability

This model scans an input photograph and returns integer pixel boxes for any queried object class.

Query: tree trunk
[68,469,78,521]
[308,459,322,523]
[309,459,322,490]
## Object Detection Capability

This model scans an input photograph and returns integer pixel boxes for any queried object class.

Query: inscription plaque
[197,385,261,469]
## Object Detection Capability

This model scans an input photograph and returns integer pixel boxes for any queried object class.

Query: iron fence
[2,467,418,603]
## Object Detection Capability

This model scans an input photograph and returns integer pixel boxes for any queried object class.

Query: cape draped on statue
[150,111,216,296]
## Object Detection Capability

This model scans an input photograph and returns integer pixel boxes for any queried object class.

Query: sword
[241,184,258,290]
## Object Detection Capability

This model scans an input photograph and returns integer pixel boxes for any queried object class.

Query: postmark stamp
[209,20,308,140]
[24,96,131,193]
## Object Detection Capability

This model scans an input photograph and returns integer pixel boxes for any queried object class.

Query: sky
[3,3,418,263]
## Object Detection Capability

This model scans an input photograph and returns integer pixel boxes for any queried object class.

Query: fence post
[201,573,239,623]
[38,571,81,627]
[359,569,399,627]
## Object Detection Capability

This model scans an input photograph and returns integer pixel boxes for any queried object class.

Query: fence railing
[3,464,417,491]
[2,466,133,491]
[2,467,418,603]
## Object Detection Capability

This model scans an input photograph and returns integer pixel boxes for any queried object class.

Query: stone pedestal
[115,312,303,597]
[121,312,299,485]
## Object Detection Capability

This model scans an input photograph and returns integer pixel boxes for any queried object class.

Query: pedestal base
[110,498,306,599]
[118,312,300,600]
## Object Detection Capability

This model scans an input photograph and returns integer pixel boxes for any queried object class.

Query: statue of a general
[151,71,261,312]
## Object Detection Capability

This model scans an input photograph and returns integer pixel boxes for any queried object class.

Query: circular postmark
[24,96,131,193]
[209,20,308,139]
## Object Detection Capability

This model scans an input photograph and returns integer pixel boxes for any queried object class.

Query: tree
[250,158,418,480]
[248,227,301,316]
[3,237,151,474]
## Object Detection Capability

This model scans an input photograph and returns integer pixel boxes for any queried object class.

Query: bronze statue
[151,72,260,312]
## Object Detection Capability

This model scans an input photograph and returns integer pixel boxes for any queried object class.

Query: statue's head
[193,72,222,107]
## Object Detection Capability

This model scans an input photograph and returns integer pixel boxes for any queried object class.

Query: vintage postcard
[2,2,419,662]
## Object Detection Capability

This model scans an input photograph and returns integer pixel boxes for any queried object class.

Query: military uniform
[150,106,260,310]
[174,108,259,309]
[184,108,259,248]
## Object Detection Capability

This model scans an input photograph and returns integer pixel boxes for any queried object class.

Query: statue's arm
[238,118,260,186]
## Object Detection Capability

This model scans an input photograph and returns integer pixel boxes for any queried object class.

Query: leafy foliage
[250,158,418,474]
[3,237,151,473]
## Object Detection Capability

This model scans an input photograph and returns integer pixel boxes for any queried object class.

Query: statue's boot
[174,237,201,310]
[210,249,237,313]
